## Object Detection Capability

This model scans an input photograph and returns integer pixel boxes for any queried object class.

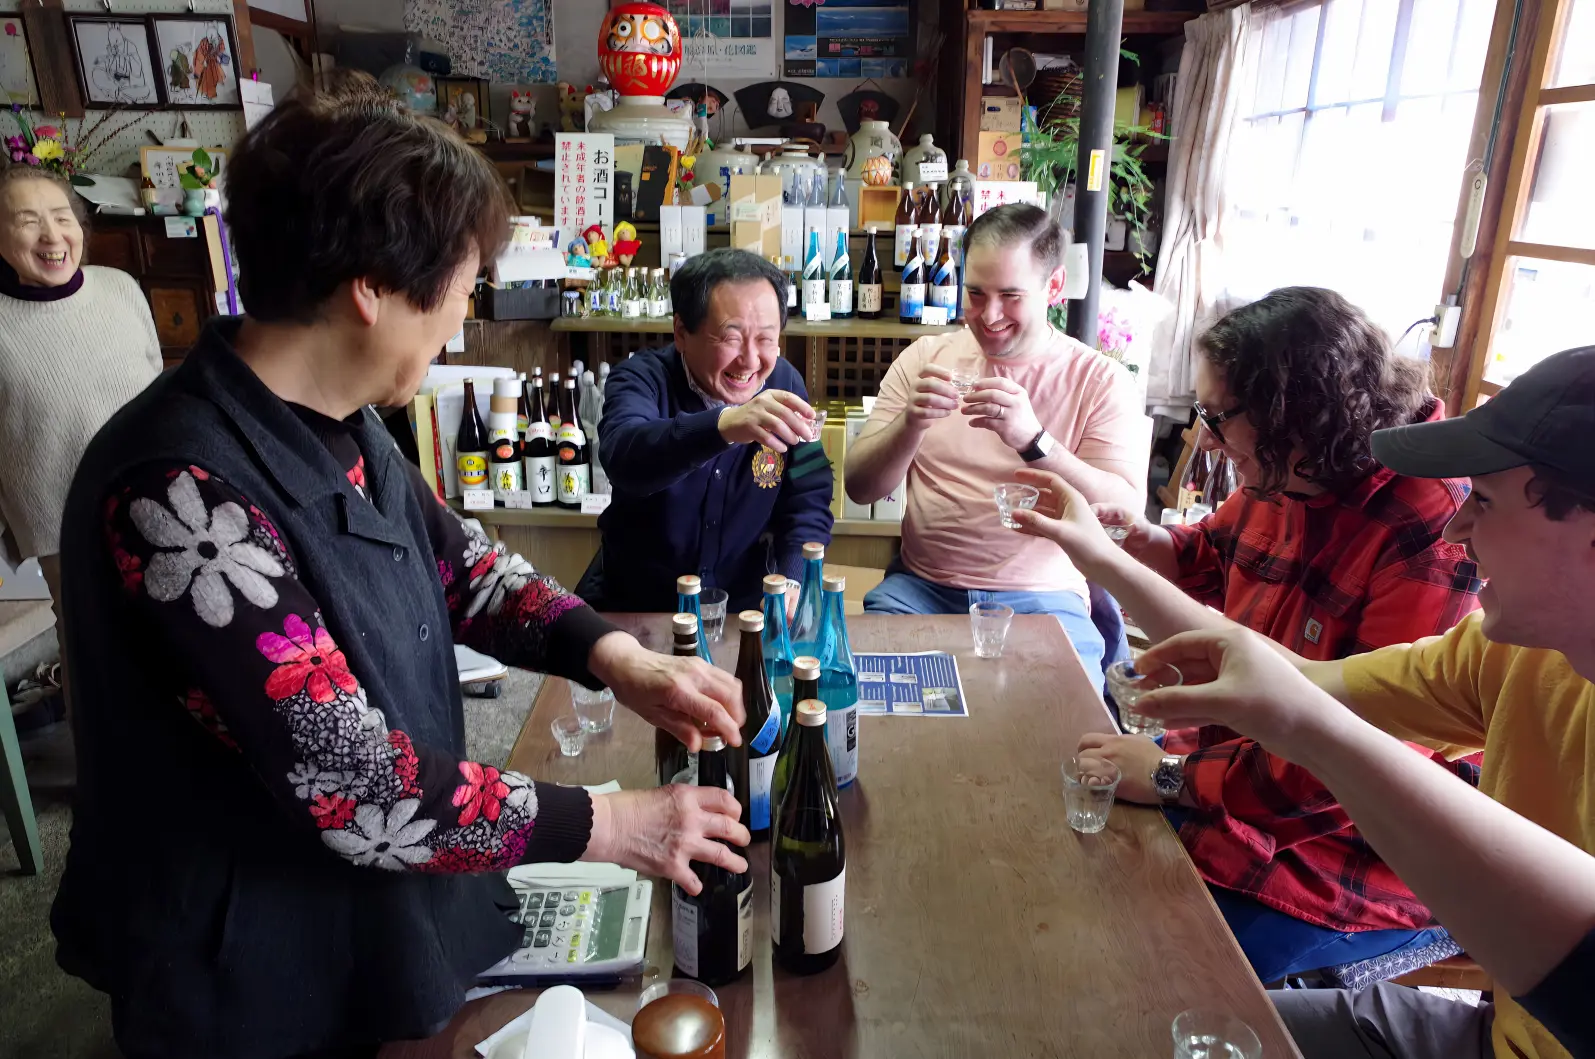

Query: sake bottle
[770,698,846,975]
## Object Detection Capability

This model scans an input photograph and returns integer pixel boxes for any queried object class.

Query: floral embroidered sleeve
[105,464,594,873]
[404,461,618,690]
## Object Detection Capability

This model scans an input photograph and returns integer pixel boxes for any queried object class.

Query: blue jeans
[1164,808,1446,982]
[863,561,1110,693]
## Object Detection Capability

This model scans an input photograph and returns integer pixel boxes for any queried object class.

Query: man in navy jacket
[581,249,834,613]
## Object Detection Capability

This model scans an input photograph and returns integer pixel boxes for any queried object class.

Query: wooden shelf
[552,316,962,339]
[454,500,901,539]
[966,9,1199,34]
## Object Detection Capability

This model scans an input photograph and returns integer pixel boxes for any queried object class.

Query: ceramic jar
[843,120,903,182]
[693,142,758,194]
[587,96,693,151]
[945,158,975,207]
[902,134,948,185]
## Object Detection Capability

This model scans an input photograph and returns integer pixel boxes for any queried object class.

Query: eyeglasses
[1193,401,1246,446]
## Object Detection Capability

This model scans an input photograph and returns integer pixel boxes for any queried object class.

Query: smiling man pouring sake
[579,248,834,615]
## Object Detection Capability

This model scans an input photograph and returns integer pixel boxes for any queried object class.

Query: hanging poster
[404,0,557,85]
[1,15,41,106]
[666,0,777,80]
[783,0,911,80]
[150,16,243,109]
[555,133,615,246]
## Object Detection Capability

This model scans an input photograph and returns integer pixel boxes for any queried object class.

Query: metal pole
[1066,0,1125,346]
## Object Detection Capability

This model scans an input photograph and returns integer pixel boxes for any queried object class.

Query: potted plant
[178,147,219,216]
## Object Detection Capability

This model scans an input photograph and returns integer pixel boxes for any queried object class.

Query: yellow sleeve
[1341,612,1491,756]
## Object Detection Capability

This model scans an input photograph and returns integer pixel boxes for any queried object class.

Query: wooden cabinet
[86,215,226,363]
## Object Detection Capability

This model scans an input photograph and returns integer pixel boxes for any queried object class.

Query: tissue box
[841,415,873,520]
[873,478,906,521]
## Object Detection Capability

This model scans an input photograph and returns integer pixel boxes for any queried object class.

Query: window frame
[1453,0,1595,407]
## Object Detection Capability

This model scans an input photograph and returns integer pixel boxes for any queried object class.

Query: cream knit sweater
[0,265,162,559]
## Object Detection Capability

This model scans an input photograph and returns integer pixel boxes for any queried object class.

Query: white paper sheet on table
[853,651,969,717]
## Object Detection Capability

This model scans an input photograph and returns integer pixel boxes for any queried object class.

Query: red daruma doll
[598,2,683,98]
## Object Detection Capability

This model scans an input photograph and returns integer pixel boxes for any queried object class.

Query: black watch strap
[1020,430,1051,463]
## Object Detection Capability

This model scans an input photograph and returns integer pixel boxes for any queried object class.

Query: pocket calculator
[477,874,652,985]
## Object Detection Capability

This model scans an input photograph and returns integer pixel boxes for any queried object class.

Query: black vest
[52,320,518,1058]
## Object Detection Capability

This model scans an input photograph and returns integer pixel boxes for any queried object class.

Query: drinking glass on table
[571,683,616,732]
[1061,754,1120,834]
[994,483,1040,529]
[969,601,1015,658]
[1105,659,1183,738]
[699,587,729,643]
[1171,1010,1261,1059]
[550,714,586,757]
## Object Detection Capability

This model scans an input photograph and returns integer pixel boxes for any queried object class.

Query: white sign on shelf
[580,493,613,515]
[163,217,197,239]
[920,305,950,326]
[555,134,616,241]
[916,160,949,184]
[804,302,833,322]
[462,489,495,511]
[971,181,1045,219]
[502,491,534,510]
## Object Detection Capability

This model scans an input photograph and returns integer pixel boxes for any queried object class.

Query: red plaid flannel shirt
[1160,400,1483,932]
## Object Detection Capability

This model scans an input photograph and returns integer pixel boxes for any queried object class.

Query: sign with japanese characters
[970,180,1045,219]
[555,133,616,240]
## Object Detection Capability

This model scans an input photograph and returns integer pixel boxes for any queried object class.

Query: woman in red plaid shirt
[1013,287,1483,982]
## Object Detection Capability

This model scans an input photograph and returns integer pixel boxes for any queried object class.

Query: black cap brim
[1371,415,1530,480]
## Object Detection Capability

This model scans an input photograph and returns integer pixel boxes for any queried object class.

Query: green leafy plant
[178,147,217,190]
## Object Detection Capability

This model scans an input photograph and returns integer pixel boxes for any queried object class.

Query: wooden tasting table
[382,614,1300,1059]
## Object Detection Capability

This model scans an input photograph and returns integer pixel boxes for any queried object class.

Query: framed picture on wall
[437,76,490,131]
[1,14,41,106]
[68,16,161,108]
[149,15,242,109]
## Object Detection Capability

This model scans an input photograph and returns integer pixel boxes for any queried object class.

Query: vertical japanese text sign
[555,133,617,243]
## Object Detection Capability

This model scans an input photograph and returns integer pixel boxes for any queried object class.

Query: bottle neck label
[526,422,554,442]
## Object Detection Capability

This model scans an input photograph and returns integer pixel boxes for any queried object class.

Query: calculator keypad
[515,889,598,967]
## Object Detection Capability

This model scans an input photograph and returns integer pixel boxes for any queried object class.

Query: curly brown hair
[1198,287,1431,497]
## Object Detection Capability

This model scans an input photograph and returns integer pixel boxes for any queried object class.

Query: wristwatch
[1019,429,1056,463]
[1153,754,1186,803]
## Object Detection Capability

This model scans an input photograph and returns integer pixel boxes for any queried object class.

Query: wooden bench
[0,599,53,874]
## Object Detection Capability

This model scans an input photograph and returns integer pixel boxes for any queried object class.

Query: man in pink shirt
[844,204,1147,688]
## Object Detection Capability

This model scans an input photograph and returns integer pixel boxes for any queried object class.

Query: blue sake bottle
[761,573,796,730]
[816,574,860,787]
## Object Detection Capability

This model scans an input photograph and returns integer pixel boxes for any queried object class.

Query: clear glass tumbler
[571,683,616,733]
[969,601,1015,659]
[1105,659,1183,738]
[808,408,829,442]
[993,483,1040,529]
[1062,754,1120,834]
[949,365,981,396]
[550,714,586,757]
[699,587,729,643]
[1171,1010,1261,1059]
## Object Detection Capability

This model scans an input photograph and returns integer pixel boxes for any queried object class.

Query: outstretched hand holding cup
[1131,628,1348,761]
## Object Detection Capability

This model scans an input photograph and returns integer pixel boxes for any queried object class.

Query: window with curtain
[1218,0,1497,340]
[1468,0,1595,398]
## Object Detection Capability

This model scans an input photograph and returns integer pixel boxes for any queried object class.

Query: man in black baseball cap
[1226,346,1595,1059]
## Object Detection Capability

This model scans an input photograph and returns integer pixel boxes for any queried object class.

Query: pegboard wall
[1,0,246,180]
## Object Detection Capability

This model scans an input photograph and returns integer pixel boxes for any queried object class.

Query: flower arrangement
[1096,305,1134,364]
[6,103,154,185]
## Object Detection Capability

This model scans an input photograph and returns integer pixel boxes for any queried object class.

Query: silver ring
[995,406,1004,419]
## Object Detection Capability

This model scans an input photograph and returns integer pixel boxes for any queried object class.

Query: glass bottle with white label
[671,734,753,988]
[893,181,917,268]
[828,231,853,319]
[771,698,846,974]
[621,267,644,319]
[648,267,670,318]
[523,377,557,507]
[857,227,883,320]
